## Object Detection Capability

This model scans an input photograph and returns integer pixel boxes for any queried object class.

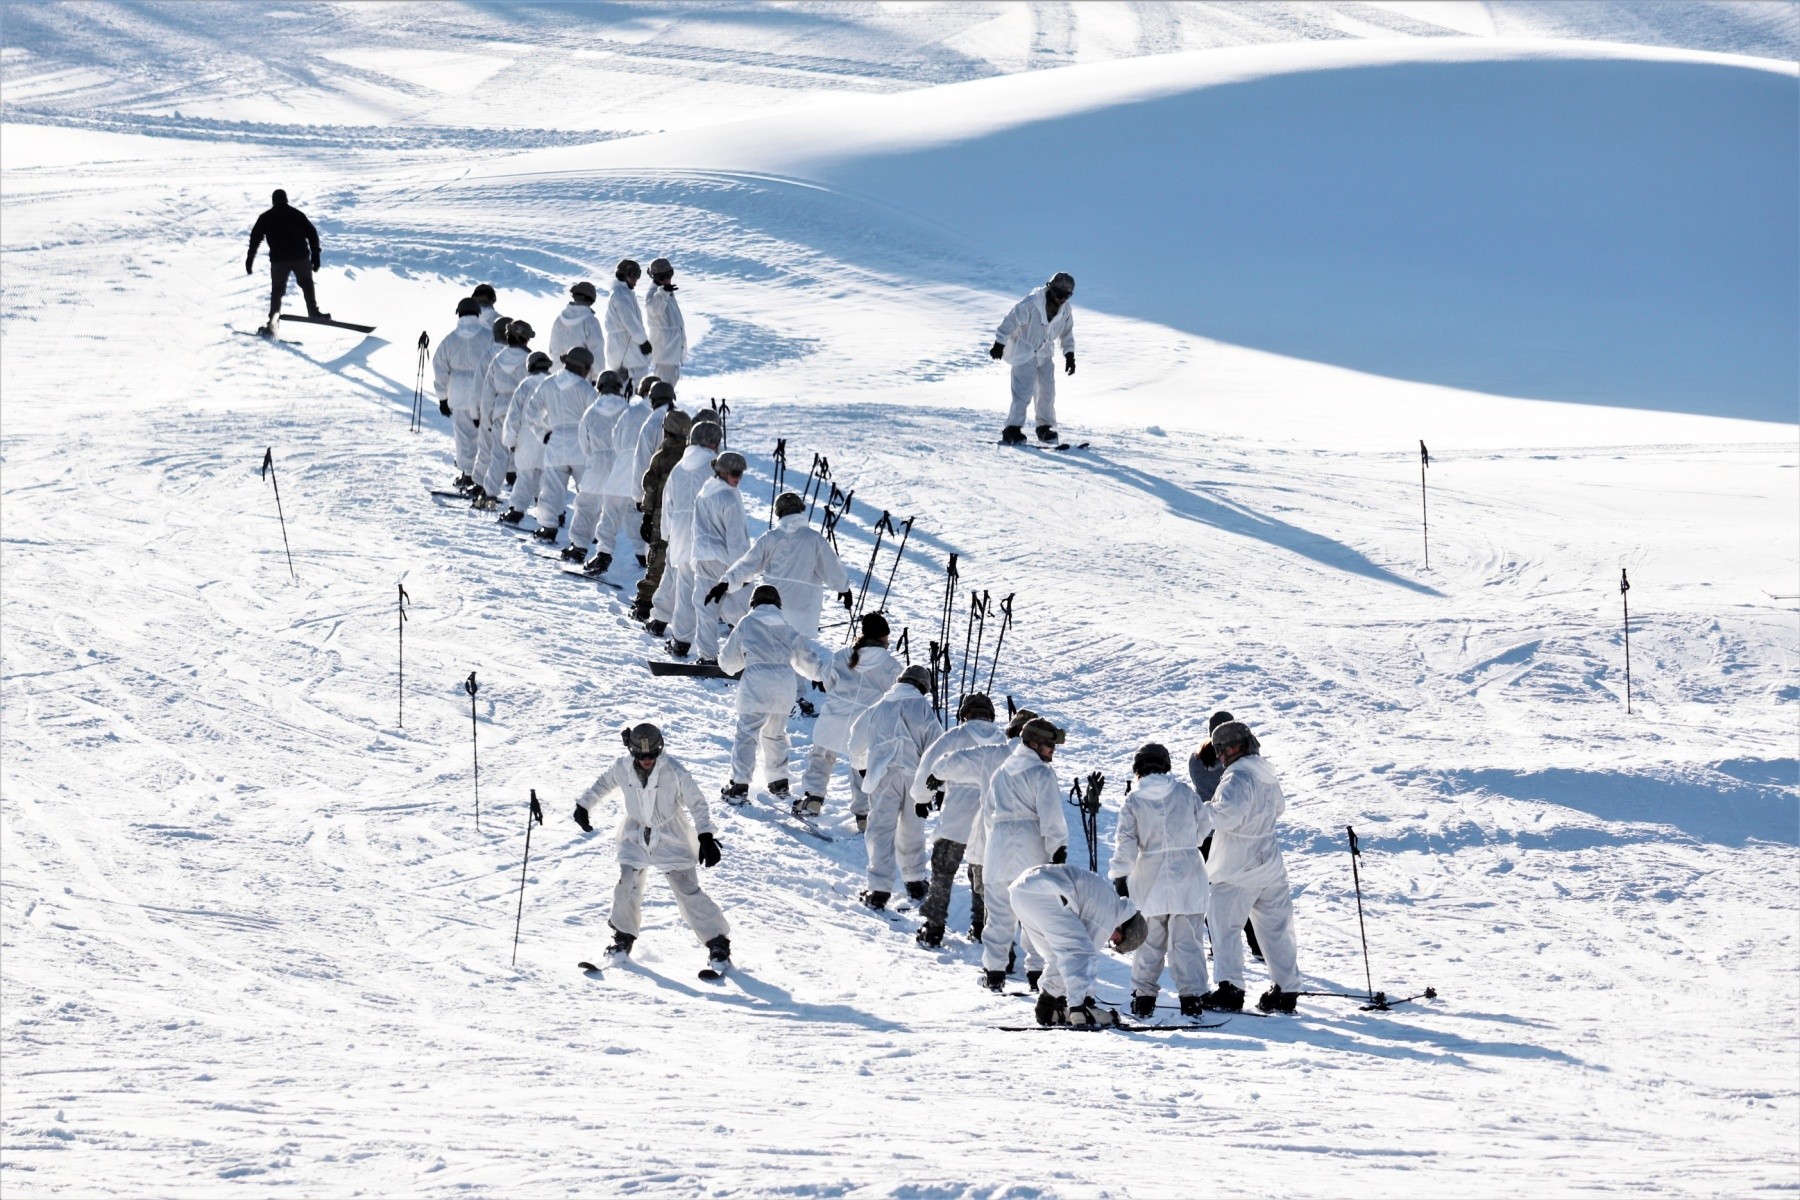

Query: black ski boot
[467,485,488,506]
[796,698,817,718]
[915,922,944,949]
[605,928,636,959]
[1025,969,1042,993]
[704,935,732,975]
[1035,991,1068,1027]
[1006,946,1017,975]
[559,542,587,562]
[797,793,825,817]
[1179,994,1205,1018]
[630,599,652,622]
[1257,985,1299,1014]
[982,969,1007,992]
[968,918,984,942]
[860,890,890,911]
[1199,981,1246,1012]
[1131,993,1158,1020]
[645,618,668,637]
[582,552,612,576]
[905,880,928,902]
[635,553,648,568]
[694,656,718,669]
[854,813,868,834]
[453,473,475,493]
[720,781,749,805]
[1000,425,1027,445]
[767,779,790,798]
[498,508,524,525]
[665,639,691,658]
[532,526,558,542]
[1035,424,1058,443]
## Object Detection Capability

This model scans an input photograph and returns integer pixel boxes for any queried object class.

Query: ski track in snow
[3,8,1798,1198]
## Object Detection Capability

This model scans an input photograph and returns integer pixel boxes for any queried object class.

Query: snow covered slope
[3,5,1796,1197]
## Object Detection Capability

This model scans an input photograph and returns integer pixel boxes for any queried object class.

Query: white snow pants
[690,558,742,658]
[864,776,928,894]
[669,562,700,643]
[981,852,1044,975]
[652,363,681,386]
[1131,913,1209,999]
[801,747,869,815]
[480,438,513,500]
[1011,872,1101,1003]
[567,488,606,551]
[452,406,479,474]
[610,864,728,944]
[506,466,540,516]
[731,709,790,786]
[472,400,505,494]
[533,463,577,530]
[1209,879,1301,991]
[594,495,646,563]
[1005,356,1057,429]
[780,592,824,699]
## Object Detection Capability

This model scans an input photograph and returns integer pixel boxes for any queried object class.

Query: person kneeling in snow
[716,585,812,805]
[1200,720,1302,1014]
[1110,742,1213,1020]
[1010,862,1147,1027]
[572,722,731,976]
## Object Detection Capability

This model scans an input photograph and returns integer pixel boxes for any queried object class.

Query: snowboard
[428,488,471,501]
[278,313,376,333]
[997,1019,1228,1032]
[647,660,739,679]
[557,566,624,589]
[998,440,1090,452]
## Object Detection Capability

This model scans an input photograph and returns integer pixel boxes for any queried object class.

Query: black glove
[839,590,853,612]
[1113,876,1129,897]
[244,257,254,275]
[438,399,452,417]
[471,417,479,428]
[697,832,721,868]
[924,775,943,792]
[505,471,516,487]
[932,790,944,810]
[1051,845,1067,865]
[639,341,652,356]
[639,514,655,542]
[704,582,729,606]
[1064,351,1076,376]
[989,341,1005,360]
[543,430,552,444]
[573,805,593,832]
[915,802,931,819]
[310,254,320,272]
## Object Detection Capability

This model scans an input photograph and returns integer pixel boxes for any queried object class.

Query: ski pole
[1620,568,1632,714]
[967,590,991,708]
[259,447,297,582]
[802,454,826,518]
[767,438,787,529]
[958,591,986,709]
[465,671,481,831]
[411,331,430,433]
[875,516,913,614]
[894,627,910,664]
[983,593,1014,694]
[397,582,409,728]
[510,789,545,965]
[1419,440,1430,570]
[846,510,894,642]
[1346,825,1374,1002]
[822,486,851,552]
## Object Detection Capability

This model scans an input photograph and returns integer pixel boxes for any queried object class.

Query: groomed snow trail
[3,10,1797,1198]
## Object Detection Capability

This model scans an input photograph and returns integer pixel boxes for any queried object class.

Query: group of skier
[420,266,1301,1025]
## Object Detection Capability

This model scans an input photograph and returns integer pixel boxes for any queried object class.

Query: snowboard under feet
[647,660,739,679]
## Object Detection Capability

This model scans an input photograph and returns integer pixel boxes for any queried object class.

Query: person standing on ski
[562,370,630,562]
[1189,708,1262,962]
[471,318,532,509]
[910,693,1006,948]
[794,612,902,823]
[847,664,941,911]
[687,449,750,665]
[635,409,694,630]
[605,258,653,393]
[585,376,661,579]
[658,419,721,653]
[1110,742,1213,1020]
[979,717,1070,992]
[717,585,813,805]
[1010,862,1146,1027]
[925,706,1039,945]
[549,280,606,377]
[573,722,732,977]
[432,296,489,490]
[532,346,599,542]
[497,351,555,525]
[990,271,1076,445]
[246,188,326,330]
[644,257,688,385]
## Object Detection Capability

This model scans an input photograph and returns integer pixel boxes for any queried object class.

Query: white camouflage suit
[718,513,850,698]
[686,474,750,660]
[567,386,628,553]
[981,741,1070,975]
[604,278,650,391]
[644,282,687,385]
[533,369,598,532]
[592,394,654,563]
[1009,864,1137,1006]
[431,312,488,474]
[661,444,715,644]
[1206,753,1302,991]
[475,340,528,498]
[797,643,901,816]
[911,717,1007,930]
[995,284,1075,430]
[717,604,813,787]
[575,753,728,945]
[1109,772,1214,1001]
[502,368,552,514]
[548,301,605,379]
[847,680,940,895]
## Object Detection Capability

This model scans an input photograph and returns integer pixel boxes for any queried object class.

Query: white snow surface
[3,5,1797,1197]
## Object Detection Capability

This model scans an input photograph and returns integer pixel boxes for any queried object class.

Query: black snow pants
[269,259,321,317]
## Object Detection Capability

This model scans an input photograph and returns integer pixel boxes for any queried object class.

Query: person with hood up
[497,351,555,525]
[990,271,1077,445]
[979,717,1070,991]
[1199,720,1303,1014]
[925,706,1039,944]
[548,280,606,377]
[582,376,660,578]
[246,188,325,329]
[794,612,902,822]
[531,346,598,541]
[472,318,532,508]
[1110,742,1213,1019]
[707,491,851,710]
[717,585,813,804]
[847,663,941,910]
[658,419,721,652]
[1189,709,1261,962]
[562,370,629,562]
[1010,862,1147,1027]
[909,692,1007,948]
[431,296,489,489]
[687,449,750,665]
[634,408,693,627]
[605,258,652,392]
[643,257,687,385]
[573,722,732,978]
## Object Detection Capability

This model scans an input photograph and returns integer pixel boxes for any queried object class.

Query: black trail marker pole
[767,438,787,529]
[1346,826,1375,1003]
[983,593,1015,694]
[260,447,296,582]
[465,671,481,830]
[1419,440,1431,570]
[510,789,545,965]
[1620,568,1632,714]
[411,331,430,433]
[875,516,913,614]
[397,583,410,728]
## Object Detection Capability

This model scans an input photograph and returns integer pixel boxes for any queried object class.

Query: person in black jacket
[246,189,326,327]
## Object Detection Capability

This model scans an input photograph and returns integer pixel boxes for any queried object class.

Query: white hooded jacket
[502,371,551,461]
[718,604,811,716]
[931,740,1013,866]
[1108,773,1212,917]
[661,446,715,567]
[631,406,670,501]
[483,344,529,422]
[599,397,653,499]
[644,284,687,364]
[719,514,849,628]
[431,313,488,410]
[1205,753,1290,892]
[548,302,605,373]
[847,681,940,796]
[1010,863,1138,1004]
[541,370,598,469]
[798,643,902,756]
[995,285,1076,365]
[913,719,1006,846]
[690,475,749,568]
[575,753,714,872]
[577,390,629,485]
[984,741,1069,885]
[605,279,650,374]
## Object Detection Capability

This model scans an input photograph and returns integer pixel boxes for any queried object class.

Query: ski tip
[578,961,603,973]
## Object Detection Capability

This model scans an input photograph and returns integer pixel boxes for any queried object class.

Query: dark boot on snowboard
[1131,993,1158,1020]
[915,922,944,949]
[796,698,817,718]
[666,639,691,658]
[630,599,652,622]
[532,526,558,542]
[1257,985,1299,1014]
[905,880,928,902]
[645,618,668,636]
[559,542,587,562]
[982,969,1007,992]
[1200,981,1246,1012]
[1066,998,1121,1027]
[453,473,475,492]
[498,508,524,525]
[767,779,790,798]
[1035,424,1058,443]
[797,793,825,817]
[860,890,890,911]
[1026,969,1042,993]
[1035,991,1068,1027]
[720,781,749,804]
[705,935,731,973]
[582,551,612,576]
[606,928,636,958]
[1000,425,1027,445]
[1179,994,1206,1018]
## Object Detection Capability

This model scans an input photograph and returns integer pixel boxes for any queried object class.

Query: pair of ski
[999,440,1091,452]
[725,789,838,843]
[996,1020,1225,1033]
[577,956,730,983]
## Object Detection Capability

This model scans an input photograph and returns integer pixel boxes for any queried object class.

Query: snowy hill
[3,4,1797,1196]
